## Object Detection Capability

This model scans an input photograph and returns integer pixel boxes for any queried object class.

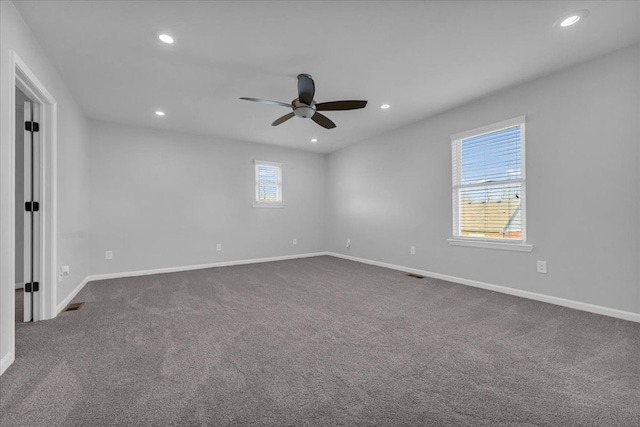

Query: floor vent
[406,273,425,279]
[64,302,84,312]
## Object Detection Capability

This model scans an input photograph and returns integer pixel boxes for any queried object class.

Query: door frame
[9,50,57,335]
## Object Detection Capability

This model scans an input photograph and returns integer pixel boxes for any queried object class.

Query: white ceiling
[14,1,640,153]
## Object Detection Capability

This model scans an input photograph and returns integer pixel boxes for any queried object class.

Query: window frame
[253,160,284,208]
[448,116,532,252]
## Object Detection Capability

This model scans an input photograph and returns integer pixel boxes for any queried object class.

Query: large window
[254,160,283,207]
[450,116,529,249]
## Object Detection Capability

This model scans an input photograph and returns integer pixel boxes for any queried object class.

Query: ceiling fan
[240,74,367,129]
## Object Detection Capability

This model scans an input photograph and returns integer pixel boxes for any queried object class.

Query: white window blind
[451,117,526,242]
[254,160,282,205]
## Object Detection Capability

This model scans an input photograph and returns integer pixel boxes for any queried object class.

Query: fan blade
[311,112,336,129]
[240,97,291,108]
[271,112,295,126]
[315,100,368,111]
[297,74,315,105]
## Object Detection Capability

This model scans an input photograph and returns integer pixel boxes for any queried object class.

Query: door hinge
[25,121,39,132]
[25,201,40,212]
[25,282,39,292]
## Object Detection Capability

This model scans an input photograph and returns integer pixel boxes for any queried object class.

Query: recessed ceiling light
[557,10,589,28]
[380,104,390,110]
[561,16,580,27]
[158,34,174,44]
[155,111,165,116]
[311,138,318,143]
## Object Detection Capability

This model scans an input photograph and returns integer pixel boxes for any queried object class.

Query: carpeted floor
[15,289,24,323]
[1,256,639,426]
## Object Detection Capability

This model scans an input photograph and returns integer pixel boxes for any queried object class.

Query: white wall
[327,44,640,315]
[1,1,90,372]
[88,121,327,275]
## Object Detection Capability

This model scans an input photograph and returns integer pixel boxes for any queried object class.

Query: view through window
[254,161,282,204]
[452,118,525,241]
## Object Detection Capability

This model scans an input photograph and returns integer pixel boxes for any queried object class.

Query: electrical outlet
[292,238,297,245]
[537,260,547,274]
[216,243,222,251]
[58,265,70,283]
[105,250,113,260]
[346,239,351,248]
[410,246,416,255]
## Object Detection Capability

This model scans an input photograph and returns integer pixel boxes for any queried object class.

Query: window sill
[252,203,285,209]
[448,238,533,252]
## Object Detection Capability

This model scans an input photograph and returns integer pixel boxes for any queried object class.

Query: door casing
[8,51,58,339]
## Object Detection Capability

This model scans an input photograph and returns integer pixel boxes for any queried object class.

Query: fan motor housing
[292,99,316,119]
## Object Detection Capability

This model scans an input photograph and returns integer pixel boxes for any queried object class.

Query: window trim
[449,116,531,251]
[253,160,284,208]
[447,238,533,252]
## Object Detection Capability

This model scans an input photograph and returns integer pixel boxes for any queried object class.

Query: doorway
[1,52,58,374]
[11,50,58,324]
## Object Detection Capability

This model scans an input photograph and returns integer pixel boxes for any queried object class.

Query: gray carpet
[1,256,639,426]
[15,289,24,323]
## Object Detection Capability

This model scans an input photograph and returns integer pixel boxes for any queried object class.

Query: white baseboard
[54,251,639,324]
[88,252,329,282]
[0,352,15,376]
[15,282,24,290]
[327,252,640,323]
[55,252,330,315]
[56,276,91,315]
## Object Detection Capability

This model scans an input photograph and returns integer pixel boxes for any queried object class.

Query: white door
[23,101,41,322]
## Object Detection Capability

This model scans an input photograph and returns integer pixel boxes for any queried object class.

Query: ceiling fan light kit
[240,73,367,129]
[292,99,316,119]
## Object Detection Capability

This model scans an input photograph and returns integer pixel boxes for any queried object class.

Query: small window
[254,160,283,207]
[450,116,527,246]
